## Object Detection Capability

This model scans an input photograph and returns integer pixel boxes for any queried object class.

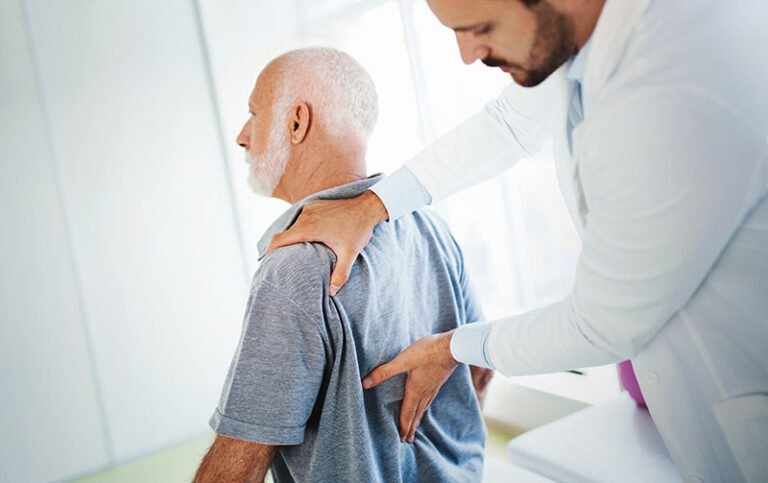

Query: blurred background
[0,0,619,481]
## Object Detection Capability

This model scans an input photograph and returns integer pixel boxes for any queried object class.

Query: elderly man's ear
[290,102,311,145]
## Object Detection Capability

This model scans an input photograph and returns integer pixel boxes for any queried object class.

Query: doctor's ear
[289,102,311,145]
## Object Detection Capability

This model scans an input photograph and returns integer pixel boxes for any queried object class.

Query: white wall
[195,0,303,272]
[0,1,110,480]
[1,0,254,480]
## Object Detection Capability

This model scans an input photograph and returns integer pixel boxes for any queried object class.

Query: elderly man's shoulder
[252,241,335,297]
[409,209,464,259]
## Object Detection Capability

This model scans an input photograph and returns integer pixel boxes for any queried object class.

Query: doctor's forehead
[426,0,499,29]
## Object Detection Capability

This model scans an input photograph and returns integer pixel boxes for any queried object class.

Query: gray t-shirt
[210,175,486,482]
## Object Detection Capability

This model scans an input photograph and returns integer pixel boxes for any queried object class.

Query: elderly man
[193,48,493,483]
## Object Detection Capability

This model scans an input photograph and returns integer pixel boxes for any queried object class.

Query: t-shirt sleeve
[450,234,484,325]
[430,211,486,325]
[461,266,485,325]
[210,278,326,446]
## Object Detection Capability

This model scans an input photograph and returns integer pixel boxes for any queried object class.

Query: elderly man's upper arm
[210,244,331,445]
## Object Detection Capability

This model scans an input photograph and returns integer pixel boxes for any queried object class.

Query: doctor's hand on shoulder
[266,190,388,296]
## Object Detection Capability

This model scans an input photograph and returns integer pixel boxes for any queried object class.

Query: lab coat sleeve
[454,89,763,375]
[369,165,432,221]
[402,77,557,205]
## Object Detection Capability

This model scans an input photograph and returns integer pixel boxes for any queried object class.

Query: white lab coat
[405,0,768,481]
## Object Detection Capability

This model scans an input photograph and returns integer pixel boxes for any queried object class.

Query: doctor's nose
[456,32,489,65]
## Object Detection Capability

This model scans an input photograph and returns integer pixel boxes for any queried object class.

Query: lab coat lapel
[552,69,585,234]
[554,0,653,234]
[584,0,652,105]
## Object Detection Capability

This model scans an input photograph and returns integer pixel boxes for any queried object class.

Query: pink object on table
[618,360,646,407]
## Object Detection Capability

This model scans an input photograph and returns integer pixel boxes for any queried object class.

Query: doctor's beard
[483,1,575,88]
[245,118,290,197]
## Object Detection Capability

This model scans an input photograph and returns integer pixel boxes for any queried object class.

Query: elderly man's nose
[236,123,249,149]
[456,32,488,65]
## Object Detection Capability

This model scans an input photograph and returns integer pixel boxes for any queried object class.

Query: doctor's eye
[476,24,493,35]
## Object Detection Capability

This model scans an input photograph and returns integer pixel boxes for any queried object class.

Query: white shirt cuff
[369,166,432,221]
[450,321,496,369]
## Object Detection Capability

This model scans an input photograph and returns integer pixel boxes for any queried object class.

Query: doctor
[268,0,768,481]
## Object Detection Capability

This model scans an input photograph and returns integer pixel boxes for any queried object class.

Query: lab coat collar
[551,0,651,233]
[566,37,592,84]
[583,0,652,102]
[256,174,384,260]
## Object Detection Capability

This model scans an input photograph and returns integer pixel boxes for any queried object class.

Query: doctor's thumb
[330,252,355,296]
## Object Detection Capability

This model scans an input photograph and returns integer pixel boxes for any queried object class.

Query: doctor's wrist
[438,330,459,368]
[360,189,390,224]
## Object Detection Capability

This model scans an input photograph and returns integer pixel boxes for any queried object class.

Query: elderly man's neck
[274,138,368,204]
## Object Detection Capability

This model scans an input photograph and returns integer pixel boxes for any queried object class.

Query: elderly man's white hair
[269,47,379,139]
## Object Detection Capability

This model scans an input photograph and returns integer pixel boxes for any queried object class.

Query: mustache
[481,55,508,68]
[482,55,525,72]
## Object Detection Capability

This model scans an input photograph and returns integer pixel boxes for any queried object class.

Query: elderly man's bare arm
[267,190,388,296]
[470,365,494,409]
[194,435,276,483]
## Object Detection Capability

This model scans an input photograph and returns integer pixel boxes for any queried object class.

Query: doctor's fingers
[405,395,436,443]
[362,354,410,389]
[266,210,319,254]
[329,248,356,296]
[266,227,355,298]
[401,374,442,442]
[266,226,322,262]
[265,200,340,255]
[399,396,421,442]
[266,200,374,296]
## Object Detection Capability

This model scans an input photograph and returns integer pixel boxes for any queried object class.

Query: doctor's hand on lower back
[266,190,389,296]
[362,331,458,443]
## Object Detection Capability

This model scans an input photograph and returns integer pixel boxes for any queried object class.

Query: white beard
[245,121,289,197]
